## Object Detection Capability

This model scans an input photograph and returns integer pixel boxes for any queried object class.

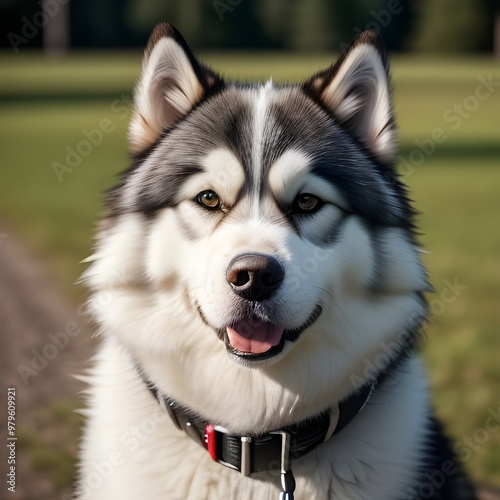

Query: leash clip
[279,469,296,500]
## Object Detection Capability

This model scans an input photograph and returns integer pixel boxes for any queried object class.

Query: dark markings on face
[297,212,349,248]
[106,84,416,239]
[105,88,252,218]
[265,90,415,229]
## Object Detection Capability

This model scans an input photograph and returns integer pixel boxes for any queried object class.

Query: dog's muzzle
[194,252,322,363]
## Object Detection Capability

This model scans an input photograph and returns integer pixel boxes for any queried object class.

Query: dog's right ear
[129,23,224,155]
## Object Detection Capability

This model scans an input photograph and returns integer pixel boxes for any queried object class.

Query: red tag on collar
[204,424,218,462]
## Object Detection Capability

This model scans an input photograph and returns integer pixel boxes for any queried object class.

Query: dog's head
[84,24,429,431]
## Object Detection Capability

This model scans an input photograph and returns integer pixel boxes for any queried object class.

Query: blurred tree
[494,0,500,57]
[120,0,415,52]
[4,0,486,53]
[334,0,415,52]
[124,0,205,47]
[286,0,337,51]
[71,0,138,48]
[124,0,272,50]
[42,0,69,55]
[410,0,494,52]
[257,0,289,48]
[1,0,43,51]
[207,0,269,49]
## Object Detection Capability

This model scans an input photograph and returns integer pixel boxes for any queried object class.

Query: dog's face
[84,24,429,431]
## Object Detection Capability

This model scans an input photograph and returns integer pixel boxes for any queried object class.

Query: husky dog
[77,23,475,500]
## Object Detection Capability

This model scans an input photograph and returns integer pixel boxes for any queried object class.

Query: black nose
[226,253,284,301]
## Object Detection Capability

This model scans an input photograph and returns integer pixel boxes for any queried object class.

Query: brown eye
[197,190,220,210]
[293,193,322,214]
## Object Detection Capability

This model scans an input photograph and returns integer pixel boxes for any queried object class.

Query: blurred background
[1,0,499,498]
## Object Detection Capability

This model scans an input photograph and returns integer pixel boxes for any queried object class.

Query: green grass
[18,399,84,489]
[1,51,499,487]
[1,51,498,95]
[414,162,500,484]
[0,100,128,296]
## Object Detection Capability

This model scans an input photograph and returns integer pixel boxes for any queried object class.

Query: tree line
[1,0,497,53]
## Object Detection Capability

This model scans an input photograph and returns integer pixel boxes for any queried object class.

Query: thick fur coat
[77,24,475,500]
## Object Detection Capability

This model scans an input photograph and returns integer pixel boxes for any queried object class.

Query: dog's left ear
[129,23,224,155]
[304,30,395,165]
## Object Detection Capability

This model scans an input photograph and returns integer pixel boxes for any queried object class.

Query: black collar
[138,366,379,478]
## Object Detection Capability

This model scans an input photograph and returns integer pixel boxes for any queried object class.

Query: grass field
[1,51,499,488]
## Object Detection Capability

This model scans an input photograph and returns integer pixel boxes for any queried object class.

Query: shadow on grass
[400,141,500,161]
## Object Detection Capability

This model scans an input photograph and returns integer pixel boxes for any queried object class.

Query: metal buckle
[204,426,291,479]
[270,430,291,474]
[240,437,252,476]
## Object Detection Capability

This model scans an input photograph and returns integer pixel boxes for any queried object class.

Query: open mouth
[223,305,323,363]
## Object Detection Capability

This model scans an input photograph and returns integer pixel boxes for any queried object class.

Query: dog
[77,23,476,499]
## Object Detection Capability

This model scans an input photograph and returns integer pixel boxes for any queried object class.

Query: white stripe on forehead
[251,79,273,217]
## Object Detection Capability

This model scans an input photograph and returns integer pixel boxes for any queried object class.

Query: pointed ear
[304,30,395,165]
[129,23,224,155]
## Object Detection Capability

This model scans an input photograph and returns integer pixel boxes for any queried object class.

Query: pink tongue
[226,320,285,354]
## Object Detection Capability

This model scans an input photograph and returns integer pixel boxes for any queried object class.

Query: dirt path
[0,223,498,500]
[1,224,96,499]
